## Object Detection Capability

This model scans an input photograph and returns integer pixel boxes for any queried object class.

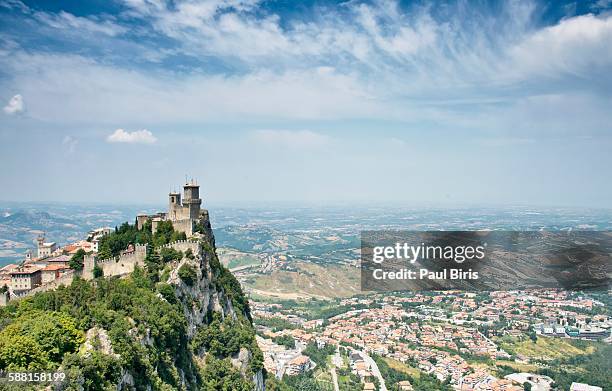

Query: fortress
[81,181,208,281]
[136,180,206,236]
[2,181,208,303]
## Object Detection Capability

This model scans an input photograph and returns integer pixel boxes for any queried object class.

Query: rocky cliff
[0,212,264,391]
[115,213,265,390]
[161,215,265,390]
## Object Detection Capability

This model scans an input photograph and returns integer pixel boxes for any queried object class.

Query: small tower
[36,235,45,258]
[168,191,181,220]
[182,180,202,220]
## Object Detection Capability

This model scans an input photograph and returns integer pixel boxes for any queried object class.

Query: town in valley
[0,199,610,391]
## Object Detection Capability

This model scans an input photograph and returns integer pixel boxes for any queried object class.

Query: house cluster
[0,228,111,303]
[252,289,609,390]
[503,373,553,391]
[322,304,510,359]
[534,322,610,340]
[348,350,414,391]
[1,181,210,305]
[256,335,314,378]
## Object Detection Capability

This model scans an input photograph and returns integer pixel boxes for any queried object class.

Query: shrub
[178,264,197,286]
[160,247,183,263]
[0,311,84,370]
[185,248,194,259]
[157,283,178,305]
[92,265,103,278]
[69,249,87,270]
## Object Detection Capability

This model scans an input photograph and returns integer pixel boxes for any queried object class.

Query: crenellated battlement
[160,239,200,254]
[83,243,147,280]
[81,241,200,281]
[96,243,147,264]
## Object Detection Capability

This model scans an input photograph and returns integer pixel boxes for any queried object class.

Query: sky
[0,0,611,207]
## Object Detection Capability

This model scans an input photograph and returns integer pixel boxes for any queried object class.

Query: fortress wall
[28,269,77,295]
[171,219,194,236]
[136,215,148,230]
[18,240,199,302]
[160,239,200,255]
[96,244,147,278]
[83,254,95,280]
[0,291,9,306]
[176,206,191,221]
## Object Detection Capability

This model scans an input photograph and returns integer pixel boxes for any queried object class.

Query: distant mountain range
[2,203,612,267]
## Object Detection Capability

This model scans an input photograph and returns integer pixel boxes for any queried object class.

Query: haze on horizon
[1,0,611,208]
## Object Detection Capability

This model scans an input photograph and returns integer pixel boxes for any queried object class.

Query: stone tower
[168,191,181,220]
[182,181,201,220]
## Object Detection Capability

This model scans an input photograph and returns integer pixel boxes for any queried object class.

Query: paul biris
[372,268,479,280]
[372,243,486,264]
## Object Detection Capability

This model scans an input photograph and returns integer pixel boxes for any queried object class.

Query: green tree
[62,351,122,391]
[0,311,83,370]
[178,264,197,286]
[69,248,87,270]
[273,335,296,349]
[92,265,103,278]
[0,334,49,370]
[200,356,252,391]
[160,247,183,263]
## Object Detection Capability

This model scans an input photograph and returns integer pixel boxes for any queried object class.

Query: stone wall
[27,269,78,295]
[159,239,200,255]
[170,218,195,236]
[0,291,8,306]
[98,244,147,278]
[13,241,199,303]
[83,244,147,280]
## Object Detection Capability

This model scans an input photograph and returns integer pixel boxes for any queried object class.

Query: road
[330,346,342,391]
[330,367,340,391]
[229,264,259,272]
[357,350,387,391]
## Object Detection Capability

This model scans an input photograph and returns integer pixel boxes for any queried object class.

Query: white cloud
[2,53,380,123]
[107,128,157,144]
[3,94,25,115]
[509,13,612,79]
[251,130,330,148]
[62,135,78,153]
[34,11,127,37]
[1,1,612,134]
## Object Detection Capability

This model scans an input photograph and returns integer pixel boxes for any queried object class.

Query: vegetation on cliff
[97,220,186,259]
[0,220,262,390]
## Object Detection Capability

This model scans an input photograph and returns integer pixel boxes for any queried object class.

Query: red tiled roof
[43,264,69,271]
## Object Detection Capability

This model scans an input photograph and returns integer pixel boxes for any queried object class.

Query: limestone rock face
[114,213,264,390]
[83,327,117,358]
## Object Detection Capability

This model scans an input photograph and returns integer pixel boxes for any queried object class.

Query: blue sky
[0,0,611,207]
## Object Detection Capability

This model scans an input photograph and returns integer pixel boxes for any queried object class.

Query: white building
[570,383,603,391]
[36,235,57,259]
[505,373,553,391]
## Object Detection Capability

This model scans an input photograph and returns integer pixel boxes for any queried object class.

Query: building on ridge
[136,180,206,236]
[9,266,43,295]
[36,234,57,259]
